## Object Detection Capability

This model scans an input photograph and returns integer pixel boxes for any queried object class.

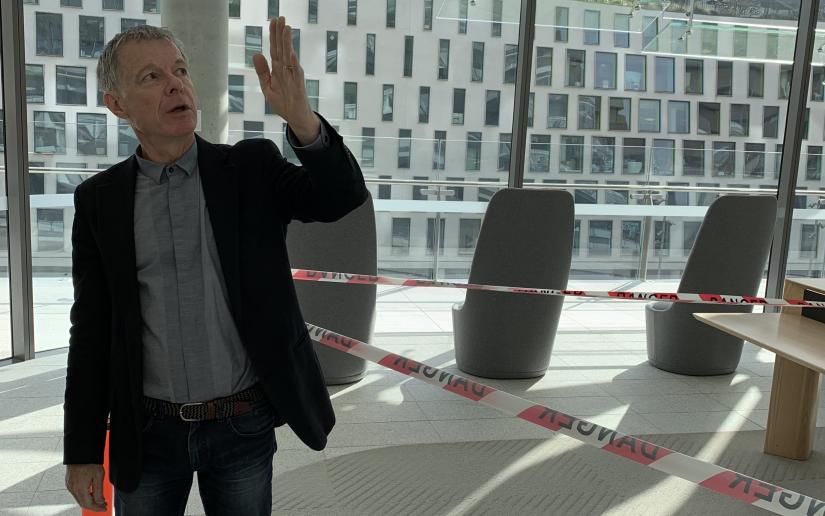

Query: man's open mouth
[168,104,189,113]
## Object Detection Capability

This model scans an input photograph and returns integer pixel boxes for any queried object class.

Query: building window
[424,0,433,30]
[717,61,733,96]
[382,84,394,121]
[643,16,658,50]
[583,10,600,45]
[668,101,690,134]
[749,63,764,98]
[733,25,748,57]
[361,128,375,168]
[712,142,736,177]
[452,88,465,125]
[268,0,279,18]
[614,14,630,48]
[77,113,106,156]
[779,65,792,99]
[458,0,468,33]
[594,52,616,90]
[548,94,568,129]
[348,0,357,25]
[638,99,660,132]
[592,137,615,174]
[37,209,65,252]
[491,0,502,37]
[228,75,244,113]
[293,27,302,55]
[529,135,551,172]
[391,218,410,255]
[378,175,390,199]
[78,16,104,59]
[504,44,518,84]
[26,64,45,103]
[606,183,629,205]
[624,55,646,91]
[471,42,485,82]
[609,97,631,131]
[118,118,137,156]
[465,132,481,171]
[575,181,598,204]
[566,49,585,87]
[498,133,511,171]
[767,29,780,59]
[56,66,86,105]
[763,106,779,138]
[560,136,584,173]
[427,218,446,255]
[459,219,481,253]
[730,104,750,137]
[419,87,430,123]
[143,0,159,13]
[433,130,446,170]
[326,31,338,73]
[578,95,601,130]
[683,140,705,176]
[654,57,675,93]
[366,34,376,76]
[343,82,358,120]
[683,221,701,253]
[486,90,501,126]
[589,221,613,256]
[528,92,535,127]
[397,129,412,169]
[573,220,580,255]
[306,79,319,111]
[807,146,822,180]
[621,220,641,256]
[438,39,450,80]
[36,12,63,56]
[245,26,262,68]
[403,36,414,77]
[229,0,240,17]
[121,18,146,31]
[744,143,765,178]
[685,59,703,94]
[801,224,818,258]
[34,111,66,154]
[308,0,318,23]
[386,0,396,28]
[536,47,552,86]
[103,0,123,8]
[652,139,675,176]
[623,138,645,175]
[698,102,720,135]
[555,7,569,42]
[654,220,671,256]
[243,121,264,139]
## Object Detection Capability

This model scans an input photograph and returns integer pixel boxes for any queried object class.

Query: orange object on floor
[81,430,112,515]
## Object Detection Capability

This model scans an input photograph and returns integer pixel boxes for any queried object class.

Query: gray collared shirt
[134,126,330,403]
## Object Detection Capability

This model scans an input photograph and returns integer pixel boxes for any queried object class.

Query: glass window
[486,90,501,126]
[268,0,279,18]
[366,33,376,75]
[667,184,689,206]
[118,118,137,156]
[382,84,394,121]
[698,102,720,135]
[717,61,733,96]
[229,0,241,17]
[763,106,779,138]
[377,175,390,199]
[56,66,86,105]
[528,92,535,127]
[623,138,645,175]
[654,220,671,256]
[560,136,584,173]
[807,146,822,180]
[555,7,569,42]
[343,82,357,120]
[37,209,65,252]
[606,184,629,205]
[308,0,318,23]
[594,52,616,90]
[459,219,481,253]
[749,63,764,98]
[424,0,433,30]
[624,55,646,91]
[584,10,600,45]
[589,221,613,256]
[427,218,446,255]
[578,95,600,130]
[730,104,750,137]
[536,47,552,86]
[655,57,675,93]
[77,113,107,156]
[652,139,675,176]
[621,221,641,256]
[668,101,690,134]
[701,23,717,54]
[491,0,502,37]
[79,16,104,59]
[36,12,63,56]
[548,94,568,129]
[643,16,658,50]
[609,97,631,131]
[684,221,701,253]
[801,224,818,258]
[466,132,481,170]
[614,14,630,48]
[26,64,45,103]
[779,65,792,99]
[498,133,511,171]
[575,182,598,204]
[403,36,414,77]
[391,218,410,255]
[573,220,581,254]
[592,137,615,174]
[733,25,748,57]
[683,140,705,176]
[744,143,765,178]
[398,129,411,169]
[712,142,736,177]
[504,44,518,84]
[685,59,703,94]
[326,31,338,73]
[361,128,375,168]
[228,75,244,113]
[243,121,264,139]
[306,79,319,111]
[566,49,585,87]
[34,111,66,154]
[638,99,660,132]
[433,130,446,170]
[438,39,450,80]
[121,18,146,31]
[452,88,465,125]
[472,42,485,82]
[143,0,159,13]
[103,0,123,8]
[348,0,357,25]
[386,0,396,28]
[245,26,262,68]
[419,86,430,123]
[529,135,551,172]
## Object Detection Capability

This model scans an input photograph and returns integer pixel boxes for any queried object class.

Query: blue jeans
[114,400,278,516]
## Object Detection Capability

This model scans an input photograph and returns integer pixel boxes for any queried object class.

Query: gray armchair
[286,195,376,385]
[646,194,776,375]
[453,188,575,379]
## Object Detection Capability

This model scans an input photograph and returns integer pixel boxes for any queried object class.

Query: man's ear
[103,91,128,119]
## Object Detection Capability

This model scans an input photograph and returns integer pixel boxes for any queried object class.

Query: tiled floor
[2,281,824,515]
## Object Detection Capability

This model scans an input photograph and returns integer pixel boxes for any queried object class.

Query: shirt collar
[135,139,198,184]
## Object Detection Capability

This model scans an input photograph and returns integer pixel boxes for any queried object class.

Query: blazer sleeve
[250,112,368,224]
[63,186,111,465]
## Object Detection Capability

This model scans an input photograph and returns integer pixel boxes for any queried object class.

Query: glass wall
[0,23,12,360]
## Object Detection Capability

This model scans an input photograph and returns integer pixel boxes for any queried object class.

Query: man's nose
[166,74,185,94]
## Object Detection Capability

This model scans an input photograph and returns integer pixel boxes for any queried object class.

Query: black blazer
[63,114,368,492]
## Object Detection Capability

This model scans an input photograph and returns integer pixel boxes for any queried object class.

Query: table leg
[764,355,821,460]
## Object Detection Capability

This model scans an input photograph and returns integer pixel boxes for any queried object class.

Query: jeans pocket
[227,403,277,437]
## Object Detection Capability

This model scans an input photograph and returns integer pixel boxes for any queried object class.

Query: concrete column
[161,0,228,144]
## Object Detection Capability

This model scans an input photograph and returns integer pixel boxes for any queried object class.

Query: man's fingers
[91,467,106,506]
[282,23,291,66]
[252,54,271,87]
[269,17,279,64]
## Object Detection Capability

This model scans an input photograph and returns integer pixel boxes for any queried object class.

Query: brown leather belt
[142,384,266,422]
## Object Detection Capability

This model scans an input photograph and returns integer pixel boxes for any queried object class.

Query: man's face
[105,39,198,141]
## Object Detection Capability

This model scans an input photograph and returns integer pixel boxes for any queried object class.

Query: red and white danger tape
[293,269,825,309]
[306,322,825,515]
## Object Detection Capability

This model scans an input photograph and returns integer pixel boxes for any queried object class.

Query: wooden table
[695,278,825,460]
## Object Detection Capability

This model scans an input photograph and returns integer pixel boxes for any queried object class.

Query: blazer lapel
[196,135,243,327]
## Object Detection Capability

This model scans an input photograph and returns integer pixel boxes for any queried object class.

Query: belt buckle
[179,402,206,422]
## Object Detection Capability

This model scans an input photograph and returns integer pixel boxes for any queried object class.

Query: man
[63,18,366,515]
